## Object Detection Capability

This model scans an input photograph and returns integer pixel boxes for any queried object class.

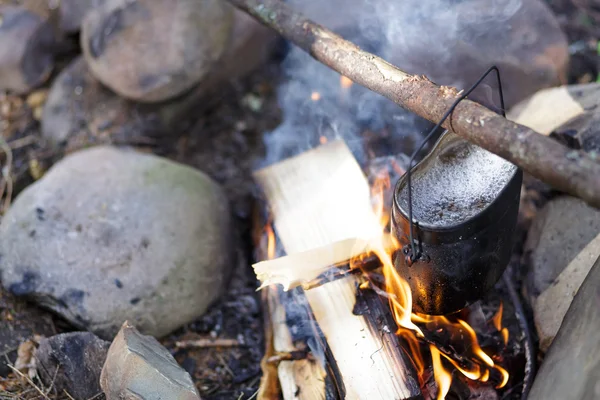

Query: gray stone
[35,332,110,399]
[524,196,600,303]
[100,321,200,400]
[0,145,233,339]
[534,232,600,351]
[529,255,600,400]
[81,0,233,102]
[0,5,56,94]
[57,0,106,34]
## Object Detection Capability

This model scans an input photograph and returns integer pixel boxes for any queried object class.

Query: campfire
[253,135,515,399]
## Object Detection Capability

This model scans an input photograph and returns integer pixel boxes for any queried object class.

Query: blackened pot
[391,131,522,315]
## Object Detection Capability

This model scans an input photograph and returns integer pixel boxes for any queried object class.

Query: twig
[63,390,76,400]
[7,365,49,400]
[215,353,235,378]
[226,0,600,209]
[175,338,241,349]
[266,350,314,364]
[7,135,37,150]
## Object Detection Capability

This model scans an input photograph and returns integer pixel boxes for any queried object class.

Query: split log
[227,0,600,210]
[254,140,421,399]
[252,209,329,400]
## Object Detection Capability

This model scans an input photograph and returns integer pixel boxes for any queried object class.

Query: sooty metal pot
[391,130,522,315]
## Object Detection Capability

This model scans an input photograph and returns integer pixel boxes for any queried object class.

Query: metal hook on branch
[404,65,506,264]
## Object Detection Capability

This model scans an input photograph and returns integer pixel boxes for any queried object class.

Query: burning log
[254,140,421,399]
[253,212,329,399]
[226,0,600,210]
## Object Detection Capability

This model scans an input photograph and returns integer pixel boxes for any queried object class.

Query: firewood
[254,140,421,400]
[0,5,56,94]
[227,0,600,210]
[252,209,328,400]
[253,237,391,291]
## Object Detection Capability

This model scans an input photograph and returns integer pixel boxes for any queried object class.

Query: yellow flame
[457,320,494,367]
[480,368,490,382]
[430,345,451,400]
[440,352,481,380]
[311,91,321,101]
[495,365,509,389]
[265,223,276,260]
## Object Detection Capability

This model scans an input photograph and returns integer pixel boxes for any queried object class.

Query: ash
[397,134,517,226]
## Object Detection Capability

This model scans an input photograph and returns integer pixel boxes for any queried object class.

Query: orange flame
[311,91,321,101]
[501,328,509,345]
[492,302,503,331]
[319,136,328,145]
[261,159,510,398]
[430,346,451,400]
[363,163,510,397]
[265,223,276,260]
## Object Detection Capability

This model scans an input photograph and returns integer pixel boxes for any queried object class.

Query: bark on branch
[226,0,600,209]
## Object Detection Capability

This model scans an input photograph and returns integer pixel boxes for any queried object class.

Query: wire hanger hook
[404,65,506,266]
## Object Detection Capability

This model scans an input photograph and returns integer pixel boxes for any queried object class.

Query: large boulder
[81,0,233,102]
[0,146,233,339]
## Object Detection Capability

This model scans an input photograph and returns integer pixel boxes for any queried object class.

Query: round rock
[0,146,233,339]
[81,0,233,102]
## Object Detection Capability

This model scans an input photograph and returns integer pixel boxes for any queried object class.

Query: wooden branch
[254,140,421,400]
[227,0,600,209]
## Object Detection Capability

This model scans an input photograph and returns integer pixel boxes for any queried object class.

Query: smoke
[261,0,526,167]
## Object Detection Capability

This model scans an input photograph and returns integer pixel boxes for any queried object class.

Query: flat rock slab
[524,195,600,302]
[534,232,600,351]
[529,255,600,400]
[101,321,200,400]
[0,145,233,339]
[35,332,110,399]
